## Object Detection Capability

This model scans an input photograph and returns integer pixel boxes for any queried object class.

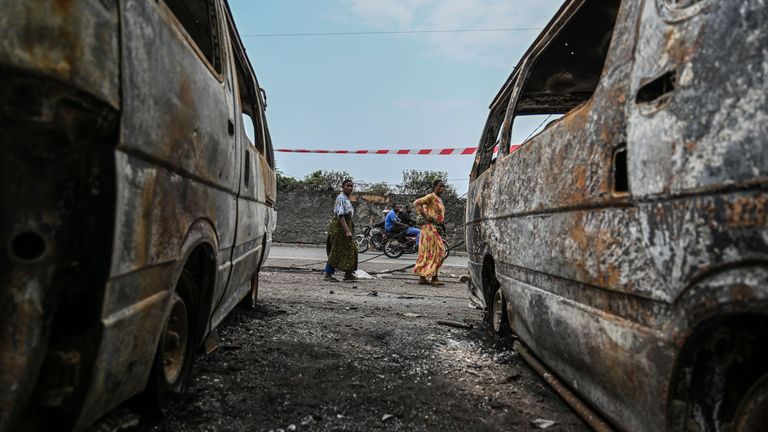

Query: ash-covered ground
[90,262,588,432]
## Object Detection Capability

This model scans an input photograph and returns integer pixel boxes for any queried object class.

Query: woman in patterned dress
[324,179,358,281]
[413,180,447,286]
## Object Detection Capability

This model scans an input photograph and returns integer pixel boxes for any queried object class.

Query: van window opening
[509,0,621,145]
[233,49,265,154]
[241,112,256,144]
[262,113,275,169]
[164,0,222,72]
[613,144,629,194]
[510,114,564,147]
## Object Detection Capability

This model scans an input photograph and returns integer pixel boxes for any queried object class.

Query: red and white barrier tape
[276,146,518,155]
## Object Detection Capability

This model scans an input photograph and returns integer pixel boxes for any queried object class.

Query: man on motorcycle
[385,204,420,243]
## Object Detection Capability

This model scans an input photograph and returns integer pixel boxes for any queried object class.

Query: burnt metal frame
[471,0,588,179]
[159,0,225,80]
[466,0,768,430]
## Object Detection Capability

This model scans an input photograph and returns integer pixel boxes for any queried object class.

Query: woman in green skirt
[324,179,358,281]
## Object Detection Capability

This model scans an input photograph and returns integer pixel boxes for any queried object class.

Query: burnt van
[466,0,767,431]
[0,0,276,430]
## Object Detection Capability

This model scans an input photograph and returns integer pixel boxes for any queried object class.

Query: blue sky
[230,0,564,194]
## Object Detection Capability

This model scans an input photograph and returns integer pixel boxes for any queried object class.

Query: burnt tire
[490,287,511,337]
[383,238,404,259]
[733,373,768,432]
[354,234,369,253]
[138,269,198,412]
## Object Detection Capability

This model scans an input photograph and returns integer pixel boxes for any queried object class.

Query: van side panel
[211,17,276,327]
[470,1,675,430]
[0,2,119,431]
[474,0,665,300]
[0,0,120,109]
[468,1,768,431]
[113,0,238,279]
[75,0,239,427]
[628,0,768,198]
[628,0,768,302]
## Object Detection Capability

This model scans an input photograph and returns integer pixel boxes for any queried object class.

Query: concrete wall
[273,190,467,251]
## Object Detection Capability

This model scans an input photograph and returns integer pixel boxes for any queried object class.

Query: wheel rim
[492,289,504,333]
[162,293,189,385]
[385,240,399,257]
[734,375,768,432]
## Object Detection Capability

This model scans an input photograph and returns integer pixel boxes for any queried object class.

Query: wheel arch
[175,218,219,349]
[666,265,768,431]
[481,253,498,305]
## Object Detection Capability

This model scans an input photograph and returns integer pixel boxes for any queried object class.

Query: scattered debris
[436,320,473,330]
[354,269,377,279]
[531,419,557,429]
[494,351,517,364]
[459,275,470,283]
[286,425,297,432]
[381,414,395,422]
[90,269,588,431]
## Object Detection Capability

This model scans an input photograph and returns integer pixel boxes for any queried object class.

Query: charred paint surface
[0,2,119,430]
[467,0,768,431]
[1,1,276,431]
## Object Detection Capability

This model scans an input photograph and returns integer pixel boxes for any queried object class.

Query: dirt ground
[89,262,589,432]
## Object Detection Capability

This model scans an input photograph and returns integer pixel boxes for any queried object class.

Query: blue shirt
[384,209,400,232]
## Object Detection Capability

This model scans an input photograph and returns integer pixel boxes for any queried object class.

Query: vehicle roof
[221,0,263,95]
[489,0,586,111]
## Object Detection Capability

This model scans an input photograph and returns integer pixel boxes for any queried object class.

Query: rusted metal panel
[0,0,120,108]
[466,0,768,431]
[0,2,120,431]
[73,0,241,425]
[628,0,768,197]
[2,0,276,430]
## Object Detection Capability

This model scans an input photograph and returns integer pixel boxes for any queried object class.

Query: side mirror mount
[259,87,268,110]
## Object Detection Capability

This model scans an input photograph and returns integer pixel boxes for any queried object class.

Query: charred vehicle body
[1,0,276,430]
[466,0,767,431]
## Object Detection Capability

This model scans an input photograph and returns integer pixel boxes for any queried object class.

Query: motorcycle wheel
[383,238,404,259]
[354,234,369,253]
[371,234,384,251]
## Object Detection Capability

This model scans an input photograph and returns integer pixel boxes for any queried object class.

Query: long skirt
[414,223,445,277]
[326,215,357,272]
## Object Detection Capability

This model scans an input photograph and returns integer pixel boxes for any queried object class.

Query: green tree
[362,182,391,195]
[302,170,354,191]
[276,170,300,191]
[398,170,456,197]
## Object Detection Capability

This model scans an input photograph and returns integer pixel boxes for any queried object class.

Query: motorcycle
[382,230,450,259]
[354,221,385,253]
